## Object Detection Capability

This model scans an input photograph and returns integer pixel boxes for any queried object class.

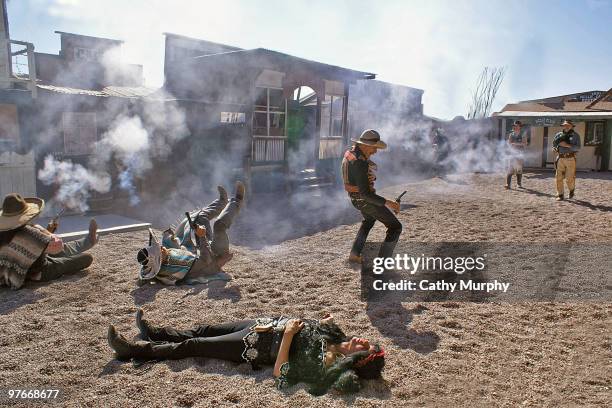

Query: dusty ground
[1,171,610,407]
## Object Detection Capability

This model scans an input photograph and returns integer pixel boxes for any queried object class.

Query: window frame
[252,86,286,138]
[585,121,605,146]
[62,112,98,156]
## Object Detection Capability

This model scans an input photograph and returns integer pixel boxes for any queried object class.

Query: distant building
[35,31,143,89]
[0,0,154,207]
[493,90,612,171]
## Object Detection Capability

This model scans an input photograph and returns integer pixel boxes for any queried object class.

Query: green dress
[275,319,327,390]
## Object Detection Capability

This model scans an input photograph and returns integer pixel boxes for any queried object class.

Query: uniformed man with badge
[341,129,402,264]
[505,120,527,189]
[552,119,581,200]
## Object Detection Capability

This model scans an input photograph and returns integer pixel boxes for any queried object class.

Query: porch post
[342,81,350,147]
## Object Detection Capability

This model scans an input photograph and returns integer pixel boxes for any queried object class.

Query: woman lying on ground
[107,310,385,395]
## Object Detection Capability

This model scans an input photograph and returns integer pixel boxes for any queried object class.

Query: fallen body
[107,310,385,395]
[137,183,244,285]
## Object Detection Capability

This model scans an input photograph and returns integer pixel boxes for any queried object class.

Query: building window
[220,112,246,123]
[253,87,286,137]
[585,121,605,146]
[63,112,97,155]
[73,47,98,61]
[320,95,344,138]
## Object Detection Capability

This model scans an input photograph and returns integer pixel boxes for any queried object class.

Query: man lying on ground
[107,309,385,395]
[0,193,98,289]
[137,182,245,285]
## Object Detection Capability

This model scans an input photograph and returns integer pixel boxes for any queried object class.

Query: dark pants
[142,319,256,362]
[177,196,241,258]
[34,236,95,281]
[350,198,402,258]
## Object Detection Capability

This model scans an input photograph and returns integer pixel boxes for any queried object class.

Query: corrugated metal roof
[103,86,158,98]
[37,84,158,98]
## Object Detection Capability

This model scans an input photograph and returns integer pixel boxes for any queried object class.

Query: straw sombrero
[0,193,44,231]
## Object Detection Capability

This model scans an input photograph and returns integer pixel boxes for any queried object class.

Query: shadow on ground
[130,279,242,306]
[0,268,88,315]
[231,187,362,249]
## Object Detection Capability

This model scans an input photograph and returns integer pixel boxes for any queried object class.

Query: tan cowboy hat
[0,193,44,231]
[352,129,387,149]
[137,228,162,280]
[561,119,575,127]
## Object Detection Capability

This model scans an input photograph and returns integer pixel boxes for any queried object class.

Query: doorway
[287,86,318,172]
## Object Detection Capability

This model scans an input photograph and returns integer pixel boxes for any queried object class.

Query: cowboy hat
[137,228,162,280]
[351,129,387,149]
[561,119,575,127]
[0,193,44,232]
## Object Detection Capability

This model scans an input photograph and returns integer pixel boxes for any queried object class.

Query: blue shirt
[553,130,581,154]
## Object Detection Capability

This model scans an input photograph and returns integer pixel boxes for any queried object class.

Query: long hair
[317,321,349,345]
[308,322,385,395]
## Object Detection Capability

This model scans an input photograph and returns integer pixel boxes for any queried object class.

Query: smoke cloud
[37,155,111,212]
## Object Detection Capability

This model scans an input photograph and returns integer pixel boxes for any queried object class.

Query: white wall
[524,126,542,167]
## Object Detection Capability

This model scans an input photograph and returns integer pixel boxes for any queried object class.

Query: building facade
[493,90,612,171]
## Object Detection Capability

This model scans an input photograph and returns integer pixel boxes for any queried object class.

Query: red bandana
[355,347,385,367]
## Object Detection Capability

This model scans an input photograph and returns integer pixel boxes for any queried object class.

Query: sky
[6,0,612,119]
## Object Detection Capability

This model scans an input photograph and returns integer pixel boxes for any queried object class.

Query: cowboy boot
[217,186,228,202]
[136,309,157,341]
[107,325,153,360]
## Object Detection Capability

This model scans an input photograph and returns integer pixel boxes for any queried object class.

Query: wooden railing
[252,136,285,163]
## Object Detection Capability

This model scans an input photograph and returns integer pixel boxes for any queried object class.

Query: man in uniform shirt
[341,129,402,264]
[505,120,527,189]
[552,119,581,200]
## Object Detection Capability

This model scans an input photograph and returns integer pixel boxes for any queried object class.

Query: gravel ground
[1,171,610,407]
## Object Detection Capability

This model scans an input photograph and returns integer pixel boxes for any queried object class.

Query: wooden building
[0,7,154,208]
[161,33,378,190]
[493,90,612,171]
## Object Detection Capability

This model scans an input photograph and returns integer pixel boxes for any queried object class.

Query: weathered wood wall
[0,150,36,198]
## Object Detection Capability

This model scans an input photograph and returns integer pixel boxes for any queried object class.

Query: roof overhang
[493,111,612,119]
[192,48,376,81]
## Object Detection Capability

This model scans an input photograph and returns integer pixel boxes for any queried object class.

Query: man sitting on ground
[0,193,98,289]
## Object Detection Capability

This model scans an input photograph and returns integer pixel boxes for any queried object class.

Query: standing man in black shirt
[341,130,402,264]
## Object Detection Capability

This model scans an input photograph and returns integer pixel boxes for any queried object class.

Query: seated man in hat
[341,129,402,264]
[0,193,98,290]
[137,182,245,285]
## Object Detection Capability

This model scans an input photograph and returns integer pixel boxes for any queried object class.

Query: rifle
[46,208,65,233]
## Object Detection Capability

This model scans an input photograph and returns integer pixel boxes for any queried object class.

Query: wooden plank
[58,223,152,242]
